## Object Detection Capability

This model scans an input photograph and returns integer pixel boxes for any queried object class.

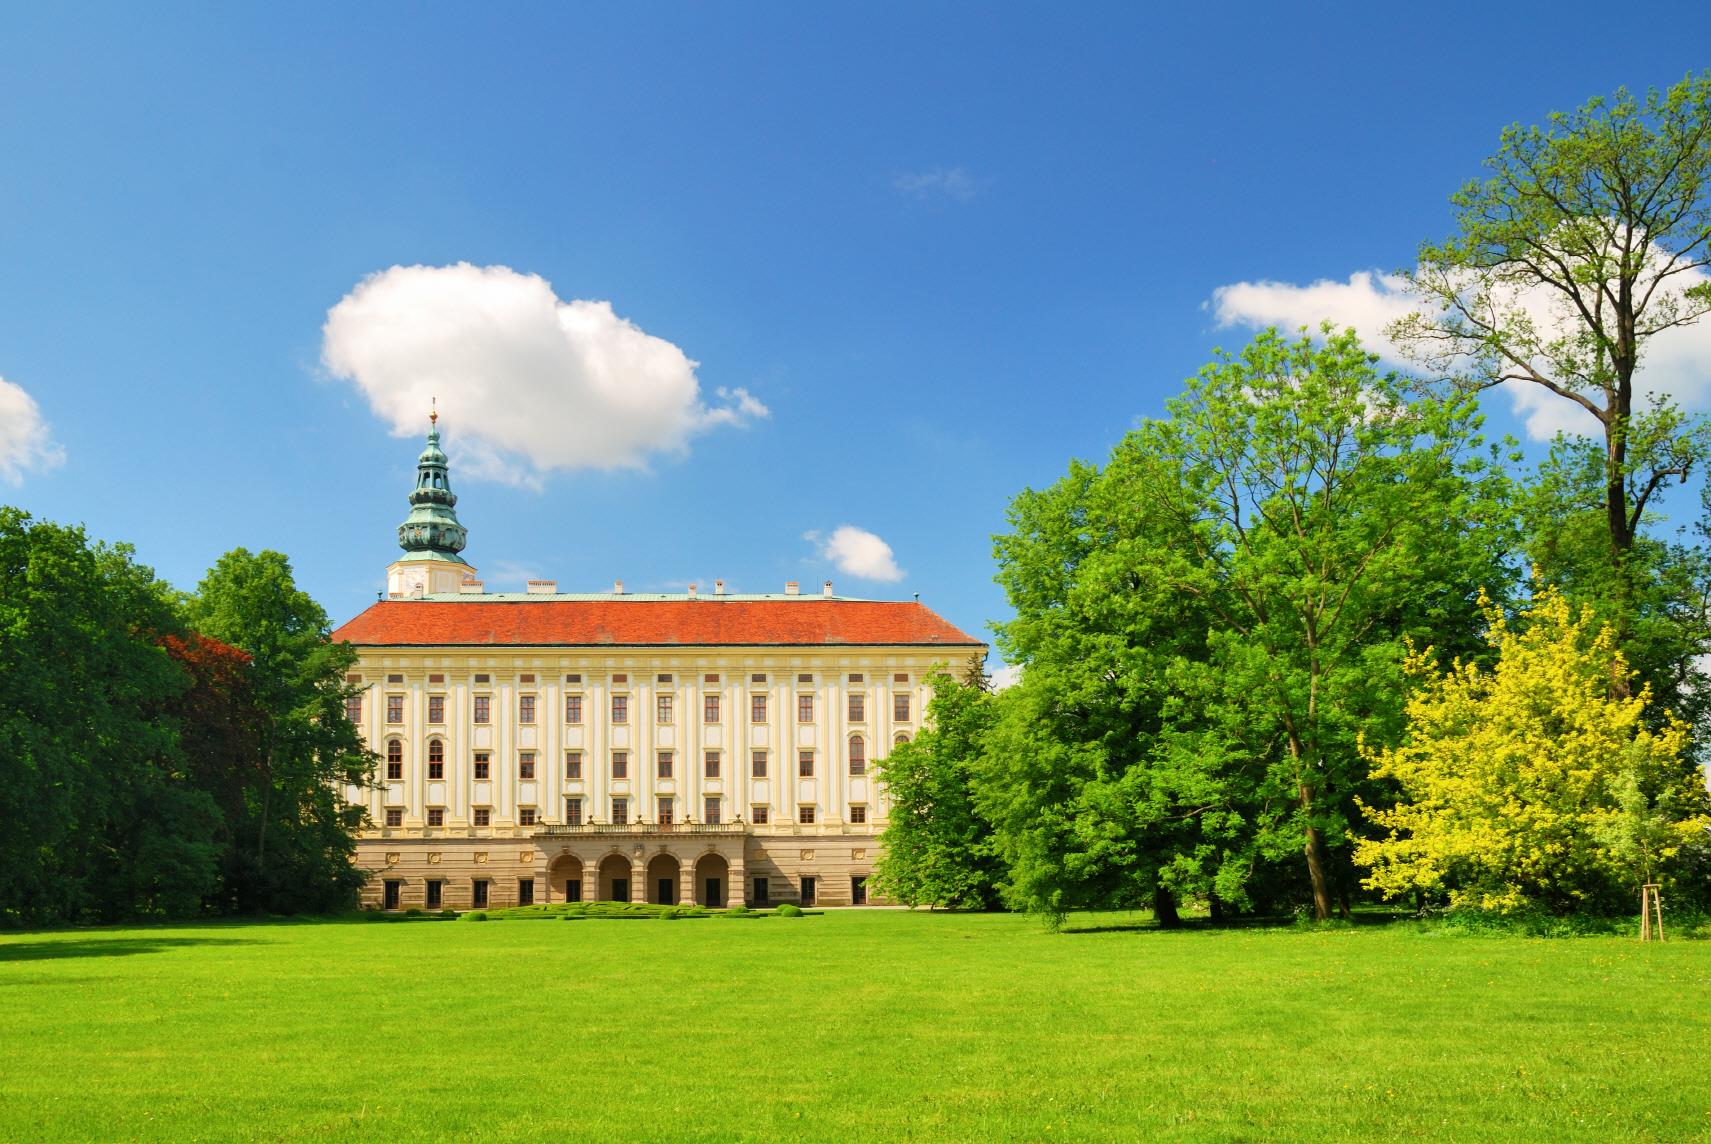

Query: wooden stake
[1640,883,1664,942]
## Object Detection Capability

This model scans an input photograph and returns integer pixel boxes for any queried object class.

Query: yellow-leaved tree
[1355,587,1710,915]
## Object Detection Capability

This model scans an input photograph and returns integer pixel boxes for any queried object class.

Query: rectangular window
[565,673,582,684]
[611,797,628,824]
[658,798,674,825]
[798,750,814,778]
[704,694,720,723]
[426,880,443,910]
[704,673,720,684]
[848,738,866,776]
[345,695,362,722]
[797,673,813,684]
[704,750,720,779]
[565,750,582,780]
[472,879,489,909]
[612,673,628,684]
[387,673,404,684]
[474,673,490,684]
[657,751,673,780]
[519,806,537,827]
[751,805,769,825]
[657,673,673,684]
[384,807,402,827]
[798,805,816,825]
[427,807,445,827]
[428,673,444,685]
[519,695,536,724]
[848,693,865,722]
[518,878,534,906]
[473,752,490,780]
[848,673,864,684]
[611,695,629,723]
[519,673,535,684]
[427,743,444,779]
[564,797,582,826]
[473,807,491,827]
[386,695,403,724]
[657,694,673,724]
[849,805,867,825]
[385,740,402,781]
[751,694,767,722]
[751,750,768,778]
[893,673,909,684]
[427,695,444,724]
[611,751,628,780]
[798,694,814,723]
[704,797,721,824]
[565,694,583,723]
[519,752,536,780]
[894,692,911,722]
[473,695,491,724]
[751,673,766,684]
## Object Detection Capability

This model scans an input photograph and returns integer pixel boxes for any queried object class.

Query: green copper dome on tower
[396,409,469,564]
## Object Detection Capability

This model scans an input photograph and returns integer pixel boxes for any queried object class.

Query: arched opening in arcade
[549,854,584,903]
[646,853,681,905]
[694,853,729,908]
[598,853,632,902]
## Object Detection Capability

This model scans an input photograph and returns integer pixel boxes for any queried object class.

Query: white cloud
[893,166,984,202]
[322,263,768,487]
[1208,266,1711,441]
[990,663,1022,691]
[0,376,65,485]
[805,525,905,583]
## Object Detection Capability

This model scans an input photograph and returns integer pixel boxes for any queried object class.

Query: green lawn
[2,911,1707,1142]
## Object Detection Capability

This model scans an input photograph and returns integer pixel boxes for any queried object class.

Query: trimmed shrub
[777,903,803,917]
[464,911,488,922]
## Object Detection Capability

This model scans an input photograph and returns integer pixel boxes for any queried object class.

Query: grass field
[2,910,1708,1143]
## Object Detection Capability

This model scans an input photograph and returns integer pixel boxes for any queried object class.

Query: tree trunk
[1301,815,1335,922]
[1153,886,1181,929]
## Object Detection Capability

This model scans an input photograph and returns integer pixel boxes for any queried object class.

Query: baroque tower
[385,409,476,598]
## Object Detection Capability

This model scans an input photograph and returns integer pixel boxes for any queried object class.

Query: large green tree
[0,510,221,925]
[1393,75,1711,641]
[185,549,372,914]
[988,328,1514,921]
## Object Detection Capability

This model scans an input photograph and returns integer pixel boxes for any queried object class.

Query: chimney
[458,579,485,595]
[613,579,625,595]
[526,579,557,595]
[822,580,833,597]
[687,583,698,599]
[714,579,725,596]
[785,580,800,596]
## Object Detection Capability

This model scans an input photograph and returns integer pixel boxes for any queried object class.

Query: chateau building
[333,415,984,910]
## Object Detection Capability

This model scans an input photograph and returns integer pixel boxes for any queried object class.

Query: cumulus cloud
[0,376,65,485]
[990,663,1022,691]
[805,525,905,583]
[893,166,985,202]
[322,263,768,486]
[1209,266,1711,441]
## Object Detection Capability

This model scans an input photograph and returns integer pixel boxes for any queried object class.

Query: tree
[1355,588,1711,914]
[185,549,372,914]
[872,671,1003,910]
[1393,75,1711,645]
[983,328,1514,921]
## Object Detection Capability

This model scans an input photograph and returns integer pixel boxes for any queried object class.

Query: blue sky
[5,4,1711,658]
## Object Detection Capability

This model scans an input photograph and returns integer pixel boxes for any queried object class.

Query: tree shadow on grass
[1059,910,1410,936]
[0,937,264,963]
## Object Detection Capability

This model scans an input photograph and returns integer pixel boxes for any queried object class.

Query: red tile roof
[331,599,984,649]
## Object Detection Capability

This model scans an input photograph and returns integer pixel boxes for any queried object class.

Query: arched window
[385,739,403,780]
[848,735,866,776]
[427,739,445,779]
[894,732,911,747]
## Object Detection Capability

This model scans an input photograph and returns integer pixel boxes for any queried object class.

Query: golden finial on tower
[430,396,438,426]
